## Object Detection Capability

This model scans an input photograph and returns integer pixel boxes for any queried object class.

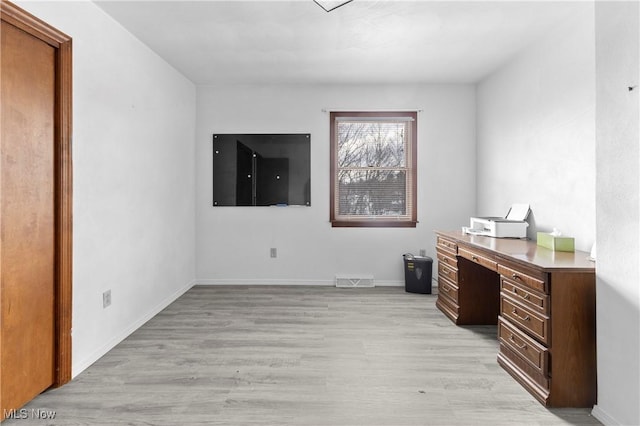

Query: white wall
[196,84,475,285]
[592,2,640,425]
[476,4,596,251]
[15,1,197,376]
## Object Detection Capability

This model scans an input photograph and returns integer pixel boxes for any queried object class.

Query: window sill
[331,220,417,228]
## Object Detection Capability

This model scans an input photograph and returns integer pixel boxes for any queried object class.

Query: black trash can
[403,254,433,294]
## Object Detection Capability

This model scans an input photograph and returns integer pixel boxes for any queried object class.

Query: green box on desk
[537,232,575,252]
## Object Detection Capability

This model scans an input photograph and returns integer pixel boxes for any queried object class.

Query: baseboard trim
[591,404,621,426]
[72,279,196,378]
[374,280,404,287]
[196,279,332,286]
[196,279,405,287]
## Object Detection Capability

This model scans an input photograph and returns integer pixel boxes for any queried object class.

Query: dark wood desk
[434,230,596,408]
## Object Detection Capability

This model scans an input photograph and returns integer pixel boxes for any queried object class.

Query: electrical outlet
[102,290,111,308]
[419,248,426,257]
[270,248,277,258]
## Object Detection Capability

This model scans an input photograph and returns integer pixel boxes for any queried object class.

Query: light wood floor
[7,286,601,425]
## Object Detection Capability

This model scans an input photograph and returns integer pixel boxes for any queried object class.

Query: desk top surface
[436,230,595,272]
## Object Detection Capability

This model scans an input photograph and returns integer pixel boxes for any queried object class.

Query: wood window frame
[1,1,73,386]
[330,111,417,228]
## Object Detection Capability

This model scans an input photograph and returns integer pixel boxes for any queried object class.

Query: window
[330,111,417,227]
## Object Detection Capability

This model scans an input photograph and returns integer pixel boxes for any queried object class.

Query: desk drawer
[498,345,550,405]
[436,236,458,255]
[438,276,459,303]
[438,262,458,284]
[436,250,457,269]
[498,263,547,294]
[436,291,459,320]
[501,296,549,345]
[459,247,497,271]
[499,316,549,375]
[501,277,549,315]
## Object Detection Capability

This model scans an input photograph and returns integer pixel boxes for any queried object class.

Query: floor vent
[335,275,375,288]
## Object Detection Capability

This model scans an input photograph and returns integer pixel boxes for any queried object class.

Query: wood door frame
[1,0,73,387]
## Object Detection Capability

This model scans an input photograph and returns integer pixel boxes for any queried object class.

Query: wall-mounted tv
[212,134,311,206]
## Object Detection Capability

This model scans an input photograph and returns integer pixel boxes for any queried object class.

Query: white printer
[464,204,530,238]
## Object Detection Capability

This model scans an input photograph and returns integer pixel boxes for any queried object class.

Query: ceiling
[94,1,584,86]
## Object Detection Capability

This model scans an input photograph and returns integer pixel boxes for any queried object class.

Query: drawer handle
[511,308,530,321]
[509,334,528,350]
[442,285,450,293]
[512,288,531,300]
[472,256,479,262]
[512,273,522,281]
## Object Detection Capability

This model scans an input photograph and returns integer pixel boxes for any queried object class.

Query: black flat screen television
[212,134,311,206]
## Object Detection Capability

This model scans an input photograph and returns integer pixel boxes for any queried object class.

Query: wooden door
[0,1,73,419]
[1,19,56,413]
